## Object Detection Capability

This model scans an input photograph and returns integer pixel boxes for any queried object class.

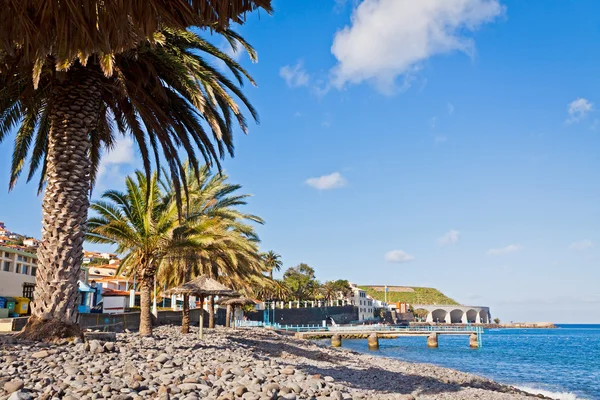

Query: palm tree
[87,171,179,336]
[157,163,267,333]
[1,28,261,339]
[262,251,283,279]
[0,1,272,72]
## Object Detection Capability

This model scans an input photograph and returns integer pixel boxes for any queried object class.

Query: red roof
[102,288,131,297]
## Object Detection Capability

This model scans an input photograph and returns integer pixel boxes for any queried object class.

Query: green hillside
[360,286,459,305]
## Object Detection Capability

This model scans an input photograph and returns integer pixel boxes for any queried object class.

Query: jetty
[237,322,484,348]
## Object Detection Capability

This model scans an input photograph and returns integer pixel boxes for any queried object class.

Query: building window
[21,265,28,274]
[15,263,21,274]
[2,261,9,272]
[31,267,37,277]
[4,252,9,258]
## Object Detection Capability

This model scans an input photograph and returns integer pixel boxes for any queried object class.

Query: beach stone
[4,380,24,393]
[155,354,171,364]
[288,383,302,394]
[178,383,197,392]
[31,350,50,359]
[330,391,343,400]
[263,383,280,394]
[8,391,32,400]
[281,368,295,375]
[104,342,115,352]
[235,386,248,396]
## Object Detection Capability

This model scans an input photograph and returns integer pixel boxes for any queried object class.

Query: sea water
[340,324,600,400]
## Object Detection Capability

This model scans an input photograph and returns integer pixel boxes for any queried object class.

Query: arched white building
[412,304,491,324]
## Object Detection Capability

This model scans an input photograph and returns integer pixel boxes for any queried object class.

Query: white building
[86,264,132,291]
[23,238,40,248]
[0,246,37,297]
[349,283,374,321]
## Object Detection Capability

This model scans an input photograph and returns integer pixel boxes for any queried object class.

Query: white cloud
[330,0,504,93]
[280,61,310,88]
[385,250,415,263]
[98,136,135,179]
[487,244,522,256]
[305,172,347,190]
[434,135,448,144]
[429,116,438,129]
[438,230,460,245]
[447,102,455,115]
[570,240,593,250]
[566,98,593,123]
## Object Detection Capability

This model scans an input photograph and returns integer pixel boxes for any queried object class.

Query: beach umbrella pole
[199,295,204,339]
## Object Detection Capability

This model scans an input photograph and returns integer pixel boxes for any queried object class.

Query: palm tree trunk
[139,276,153,336]
[20,65,102,341]
[225,304,232,328]
[181,294,190,334]
[208,295,215,328]
[269,269,273,279]
[181,266,192,334]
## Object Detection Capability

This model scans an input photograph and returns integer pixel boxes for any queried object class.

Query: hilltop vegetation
[360,286,459,305]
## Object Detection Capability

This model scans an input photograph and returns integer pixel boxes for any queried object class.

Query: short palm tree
[157,163,267,333]
[87,171,179,336]
[262,250,283,279]
[1,28,260,339]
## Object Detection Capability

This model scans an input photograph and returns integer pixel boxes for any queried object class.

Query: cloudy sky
[1,0,599,323]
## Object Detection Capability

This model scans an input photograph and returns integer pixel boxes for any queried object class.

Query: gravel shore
[0,326,549,400]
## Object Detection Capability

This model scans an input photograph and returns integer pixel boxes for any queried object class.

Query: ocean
[339,324,600,400]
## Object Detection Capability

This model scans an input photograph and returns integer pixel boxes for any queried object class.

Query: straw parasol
[167,276,235,338]
[217,297,257,328]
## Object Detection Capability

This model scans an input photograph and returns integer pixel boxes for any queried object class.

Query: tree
[282,263,320,301]
[87,171,179,336]
[157,163,267,332]
[2,28,261,339]
[494,318,500,324]
[320,279,353,302]
[262,251,283,279]
[251,278,290,302]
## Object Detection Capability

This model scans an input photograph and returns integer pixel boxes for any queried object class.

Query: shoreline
[0,326,559,400]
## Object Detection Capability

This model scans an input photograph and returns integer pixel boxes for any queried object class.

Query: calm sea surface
[339,325,600,400]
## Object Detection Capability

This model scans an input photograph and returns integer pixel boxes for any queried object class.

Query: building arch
[450,309,464,324]
[479,309,489,323]
[431,309,447,323]
[466,309,478,323]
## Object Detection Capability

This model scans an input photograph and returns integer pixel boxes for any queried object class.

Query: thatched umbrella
[217,297,257,329]
[167,276,235,338]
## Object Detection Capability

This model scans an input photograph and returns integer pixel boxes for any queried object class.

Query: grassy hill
[360,285,459,305]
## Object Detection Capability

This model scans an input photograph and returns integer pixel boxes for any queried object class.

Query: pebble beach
[0,326,549,400]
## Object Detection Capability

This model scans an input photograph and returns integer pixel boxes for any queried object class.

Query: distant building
[348,283,374,321]
[0,246,37,297]
[23,238,40,248]
[85,264,132,291]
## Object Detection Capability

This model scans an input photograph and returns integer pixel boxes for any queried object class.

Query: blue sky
[1,0,600,323]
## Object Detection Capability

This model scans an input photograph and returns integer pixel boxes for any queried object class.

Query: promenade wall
[246,305,358,325]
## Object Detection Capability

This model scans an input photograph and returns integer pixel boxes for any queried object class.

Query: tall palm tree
[1,28,261,339]
[87,171,179,336]
[0,1,272,72]
[157,163,267,333]
[262,250,283,279]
